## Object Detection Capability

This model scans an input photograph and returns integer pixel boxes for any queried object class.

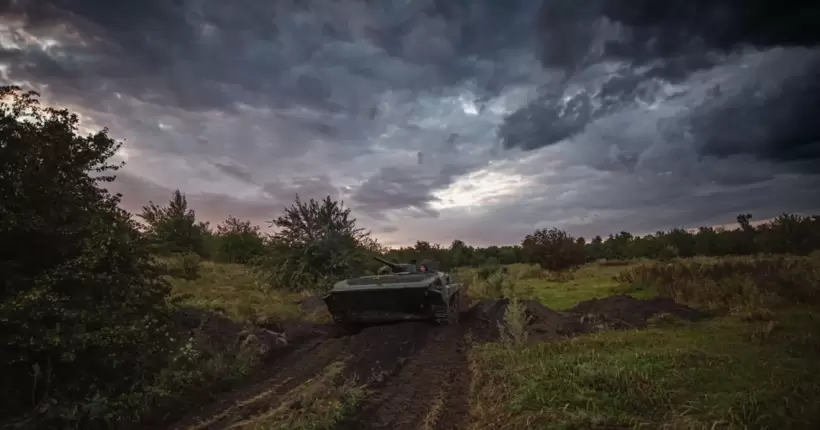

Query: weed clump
[498,297,531,347]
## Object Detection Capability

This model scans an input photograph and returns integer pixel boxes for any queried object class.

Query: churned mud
[165,293,706,430]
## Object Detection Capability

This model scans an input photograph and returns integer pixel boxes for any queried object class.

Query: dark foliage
[0,87,174,428]
[213,215,266,264]
[521,228,587,272]
[253,195,378,292]
[139,189,210,256]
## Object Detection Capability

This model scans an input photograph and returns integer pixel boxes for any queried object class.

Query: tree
[139,189,208,255]
[212,215,266,263]
[256,195,374,291]
[449,239,473,267]
[521,227,586,271]
[0,87,173,428]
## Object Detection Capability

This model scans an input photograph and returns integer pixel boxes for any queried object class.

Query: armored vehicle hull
[324,269,461,326]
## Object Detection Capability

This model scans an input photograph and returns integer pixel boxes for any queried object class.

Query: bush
[0,87,175,428]
[254,195,375,292]
[476,264,508,280]
[213,215,266,264]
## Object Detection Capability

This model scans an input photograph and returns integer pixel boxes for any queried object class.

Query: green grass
[467,257,820,429]
[469,310,820,429]
[461,261,652,309]
[528,263,653,310]
[165,260,327,324]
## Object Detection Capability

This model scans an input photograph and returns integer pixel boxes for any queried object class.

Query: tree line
[140,185,820,276]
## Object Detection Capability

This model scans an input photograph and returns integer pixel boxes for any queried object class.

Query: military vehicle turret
[323,256,462,325]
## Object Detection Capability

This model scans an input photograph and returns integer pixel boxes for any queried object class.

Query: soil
[297,295,328,313]
[568,294,709,330]
[164,293,706,430]
[466,298,588,342]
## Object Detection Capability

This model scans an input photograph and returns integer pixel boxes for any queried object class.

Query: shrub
[213,215,266,264]
[254,195,375,292]
[0,86,175,428]
[476,264,508,280]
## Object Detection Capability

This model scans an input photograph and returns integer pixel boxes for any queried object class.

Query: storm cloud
[2,0,819,246]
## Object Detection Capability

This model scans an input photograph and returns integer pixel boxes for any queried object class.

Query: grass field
[465,257,820,429]
[169,256,820,430]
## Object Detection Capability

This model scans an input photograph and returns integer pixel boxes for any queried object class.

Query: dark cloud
[2,0,820,247]
[212,161,255,184]
[351,164,462,220]
[500,0,820,170]
[378,225,399,234]
[537,0,820,71]
[262,175,341,204]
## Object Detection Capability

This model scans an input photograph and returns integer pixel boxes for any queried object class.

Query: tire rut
[335,293,473,430]
[167,336,348,430]
[168,295,474,430]
[336,324,471,430]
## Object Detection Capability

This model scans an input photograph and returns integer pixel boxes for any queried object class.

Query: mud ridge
[467,294,708,343]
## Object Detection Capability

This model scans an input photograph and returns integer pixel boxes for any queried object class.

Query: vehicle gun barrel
[373,255,401,270]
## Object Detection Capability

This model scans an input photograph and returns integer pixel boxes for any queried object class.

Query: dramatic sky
[2,0,819,247]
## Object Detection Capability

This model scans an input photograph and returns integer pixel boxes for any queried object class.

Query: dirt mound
[569,295,708,330]
[466,299,587,342]
[298,295,328,313]
[172,307,288,359]
[464,295,706,342]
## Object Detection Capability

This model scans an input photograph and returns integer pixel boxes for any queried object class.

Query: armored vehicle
[323,256,461,325]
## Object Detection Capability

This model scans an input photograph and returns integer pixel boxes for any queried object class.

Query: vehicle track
[167,335,349,430]
[334,321,471,430]
[166,298,473,430]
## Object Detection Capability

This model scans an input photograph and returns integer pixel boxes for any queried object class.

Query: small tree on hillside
[139,189,208,255]
[521,227,586,272]
[214,215,266,263]
[0,86,173,427]
[256,194,374,291]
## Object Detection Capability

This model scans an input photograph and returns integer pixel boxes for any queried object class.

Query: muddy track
[167,299,475,430]
[167,334,349,430]
[335,320,472,430]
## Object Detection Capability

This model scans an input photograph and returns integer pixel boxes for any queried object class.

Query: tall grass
[615,254,820,313]
[457,264,539,301]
